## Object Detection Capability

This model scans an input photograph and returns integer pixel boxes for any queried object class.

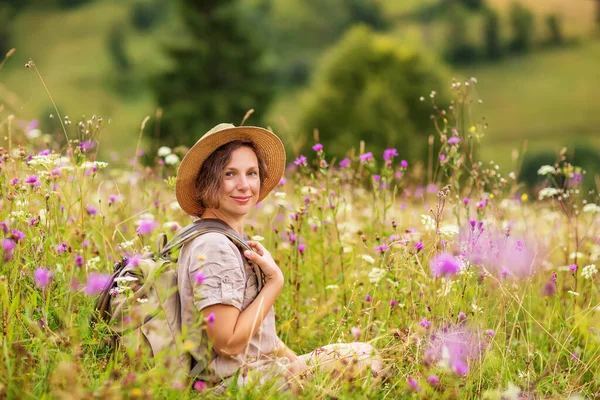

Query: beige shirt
[178,230,280,382]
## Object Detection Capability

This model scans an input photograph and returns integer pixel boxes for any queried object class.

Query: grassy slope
[0,1,170,160]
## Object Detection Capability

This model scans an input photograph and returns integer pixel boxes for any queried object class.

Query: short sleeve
[187,233,245,312]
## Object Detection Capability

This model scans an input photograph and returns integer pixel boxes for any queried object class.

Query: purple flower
[207,313,215,325]
[383,148,398,161]
[11,229,25,242]
[419,318,431,328]
[448,136,461,145]
[136,220,159,236]
[463,197,470,206]
[414,241,424,252]
[542,279,556,297]
[339,158,350,168]
[126,254,142,267]
[193,381,207,392]
[439,154,446,161]
[86,204,98,216]
[25,175,39,187]
[38,149,50,156]
[74,255,84,267]
[194,271,206,285]
[400,160,408,169]
[85,273,111,295]
[569,264,577,272]
[359,152,373,163]
[312,143,323,152]
[486,329,496,337]
[278,177,286,185]
[294,155,307,166]
[424,326,485,377]
[458,312,467,321]
[390,299,398,307]
[453,360,469,376]
[351,327,361,341]
[55,242,68,254]
[427,375,440,386]
[372,174,381,182]
[430,252,461,278]
[298,243,306,254]
[407,377,421,392]
[374,244,388,253]
[108,194,118,203]
[365,295,372,302]
[78,140,94,152]
[10,178,19,186]
[34,267,52,288]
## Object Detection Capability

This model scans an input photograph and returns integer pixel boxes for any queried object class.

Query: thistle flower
[193,381,207,392]
[359,152,373,163]
[458,312,467,321]
[312,143,323,152]
[407,377,421,392]
[351,326,361,341]
[55,242,68,254]
[427,375,440,386]
[430,252,461,278]
[137,220,159,235]
[383,148,398,161]
[194,271,206,285]
[424,326,486,377]
[298,243,306,254]
[448,136,461,145]
[86,204,98,216]
[85,273,111,295]
[34,267,52,288]
[25,175,39,187]
[365,294,372,302]
[207,313,215,325]
[75,255,84,268]
[414,241,424,252]
[419,318,431,328]
[11,229,25,242]
[400,160,408,169]
[294,155,307,166]
[339,158,350,168]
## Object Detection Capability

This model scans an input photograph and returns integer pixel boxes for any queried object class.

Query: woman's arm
[275,338,299,362]
[201,240,284,358]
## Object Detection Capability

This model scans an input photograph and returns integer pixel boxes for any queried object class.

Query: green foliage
[130,0,164,32]
[445,4,478,64]
[460,0,485,11]
[57,0,94,9]
[298,26,450,162]
[483,7,503,60]
[545,14,563,46]
[152,0,274,147]
[0,5,12,56]
[107,23,130,72]
[509,1,535,53]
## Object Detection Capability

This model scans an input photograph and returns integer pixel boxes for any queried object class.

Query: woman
[175,123,382,391]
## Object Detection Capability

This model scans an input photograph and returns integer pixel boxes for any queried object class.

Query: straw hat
[175,123,286,217]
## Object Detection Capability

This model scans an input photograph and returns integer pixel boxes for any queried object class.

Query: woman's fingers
[247,240,267,256]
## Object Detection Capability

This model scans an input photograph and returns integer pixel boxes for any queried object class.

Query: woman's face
[215,146,260,217]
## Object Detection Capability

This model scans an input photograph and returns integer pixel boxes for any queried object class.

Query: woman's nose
[236,176,250,190]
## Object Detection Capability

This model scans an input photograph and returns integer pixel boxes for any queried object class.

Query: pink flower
[400,160,408,169]
[193,381,207,392]
[424,326,486,377]
[448,136,461,145]
[207,313,215,325]
[383,148,398,161]
[136,220,159,235]
[55,242,68,254]
[75,255,84,267]
[419,318,431,328]
[194,271,206,285]
[86,204,98,216]
[427,375,440,386]
[312,143,323,152]
[34,267,52,288]
[359,152,373,163]
[25,175,39,187]
[407,377,421,392]
[294,155,307,166]
[85,273,111,295]
[430,252,461,278]
[372,174,381,182]
[298,243,306,254]
[351,327,361,341]
[278,177,286,185]
[339,158,350,168]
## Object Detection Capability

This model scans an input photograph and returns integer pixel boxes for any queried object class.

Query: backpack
[94,219,264,381]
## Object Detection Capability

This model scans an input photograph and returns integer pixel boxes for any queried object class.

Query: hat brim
[175,126,286,217]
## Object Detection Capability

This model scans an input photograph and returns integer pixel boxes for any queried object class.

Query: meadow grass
[0,74,599,399]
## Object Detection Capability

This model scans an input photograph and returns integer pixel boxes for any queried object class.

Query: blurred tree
[298,26,450,162]
[57,0,93,8]
[509,1,535,53]
[445,4,478,64]
[345,0,389,30]
[483,7,502,59]
[460,0,484,11]
[545,14,563,46]
[130,0,162,32]
[152,0,273,146]
[0,5,12,56]
[107,24,130,72]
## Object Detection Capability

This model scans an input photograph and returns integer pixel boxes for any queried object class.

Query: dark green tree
[483,7,502,60]
[107,24,130,72]
[460,0,484,11]
[445,4,478,64]
[545,14,563,46]
[153,0,273,146]
[509,1,535,53]
[298,26,450,163]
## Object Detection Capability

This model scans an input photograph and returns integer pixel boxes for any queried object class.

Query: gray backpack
[95,219,263,380]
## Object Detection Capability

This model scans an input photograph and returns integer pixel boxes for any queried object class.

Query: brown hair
[194,140,268,213]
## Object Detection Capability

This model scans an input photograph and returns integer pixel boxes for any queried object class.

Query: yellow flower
[521,194,528,202]
[196,254,205,261]
[183,340,195,352]
[130,388,143,398]
[469,126,477,133]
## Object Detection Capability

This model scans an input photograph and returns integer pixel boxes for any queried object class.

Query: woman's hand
[244,241,284,284]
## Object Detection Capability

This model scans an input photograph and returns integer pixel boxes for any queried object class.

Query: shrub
[483,7,502,60]
[130,0,162,32]
[545,13,563,46]
[445,4,478,64]
[509,1,535,53]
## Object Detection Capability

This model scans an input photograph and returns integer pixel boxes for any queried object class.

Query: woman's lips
[232,196,251,204]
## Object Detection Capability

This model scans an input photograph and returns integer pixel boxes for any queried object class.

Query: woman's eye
[248,171,258,176]
[225,172,234,177]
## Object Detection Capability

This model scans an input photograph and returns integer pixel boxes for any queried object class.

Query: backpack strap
[159,219,265,292]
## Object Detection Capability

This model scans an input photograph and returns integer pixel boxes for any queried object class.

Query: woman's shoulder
[182,232,242,260]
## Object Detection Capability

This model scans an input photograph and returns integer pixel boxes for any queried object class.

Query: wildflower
[419,318,431,328]
[75,255,84,268]
[78,140,94,152]
[537,165,556,175]
[368,267,386,284]
[364,295,372,302]
[293,155,307,166]
[570,352,579,360]
[194,271,206,285]
[136,220,159,235]
[359,152,373,163]
[339,158,350,168]
[458,312,466,321]
[34,267,52,288]
[351,327,361,341]
[542,279,556,296]
[538,187,559,200]
[383,148,398,161]
[374,244,388,253]
[312,143,323,152]
[86,204,98,216]
[400,160,408,169]
[372,174,381,182]
[448,136,461,145]
[157,146,172,157]
[414,242,424,252]
[582,264,597,280]
[361,254,375,264]
[108,194,118,204]
[582,203,600,213]
[430,252,461,278]
[165,154,180,165]
[569,264,577,272]
[278,177,286,185]
[55,242,69,254]
[11,229,25,242]
[407,377,421,392]
[193,381,207,392]
[486,329,496,337]
[207,313,215,325]
[424,326,485,377]
[427,375,440,386]
[390,299,398,307]
[25,175,40,187]
[126,254,143,267]
[463,197,470,206]
[85,273,111,295]
[298,243,306,254]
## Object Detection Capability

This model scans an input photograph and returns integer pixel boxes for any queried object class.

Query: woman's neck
[201,209,245,236]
